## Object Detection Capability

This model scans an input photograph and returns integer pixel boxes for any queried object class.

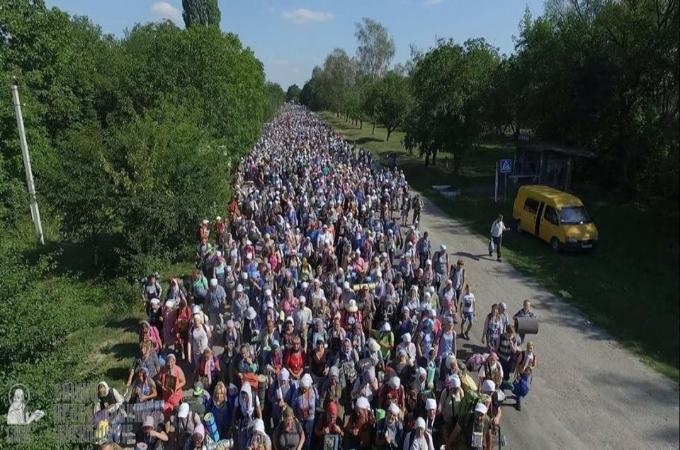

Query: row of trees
[300,1,678,197]
[0,0,284,272]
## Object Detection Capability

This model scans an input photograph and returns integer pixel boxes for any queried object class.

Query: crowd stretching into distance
[98,105,538,450]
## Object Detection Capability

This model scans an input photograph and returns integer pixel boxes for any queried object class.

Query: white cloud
[424,0,443,5]
[151,1,184,27]
[282,8,334,24]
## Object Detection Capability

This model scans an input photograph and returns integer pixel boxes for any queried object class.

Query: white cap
[246,307,257,320]
[388,403,400,415]
[448,375,461,388]
[253,418,265,434]
[440,244,447,250]
[216,216,222,221]
[202,219,209,225]
[192,305,201,315]
[236,284,244,292]
[356,397,370,410]
[301,282,309,289]
[265,289,272,296]
[381,322,391,332]
[389,377,400,389]
[425,398,437,411]
[278,368,290,381]
[482,380,496,393]
[368,338,380,352]
[150,298,160,306]
[402,333,412,343]
[177,402,189,418]
[300,374,313,388]
[343,281,350,289]
[475,403,488,414]
[415,417,426,429]
[299,296,306,304]
[210,278,218,287]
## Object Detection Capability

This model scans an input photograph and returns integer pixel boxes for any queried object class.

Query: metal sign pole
[494,161,499,203]
[504,172,508,201]
[11,84,45,245]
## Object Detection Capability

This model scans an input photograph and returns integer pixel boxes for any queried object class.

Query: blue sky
[45,0,545,89]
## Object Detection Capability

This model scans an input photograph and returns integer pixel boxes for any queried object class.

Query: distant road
[414,189,679,449]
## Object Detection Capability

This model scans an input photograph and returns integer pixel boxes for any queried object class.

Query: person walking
[489,214,510,262]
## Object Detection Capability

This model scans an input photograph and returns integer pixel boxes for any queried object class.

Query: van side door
[540,205,561,243]
[521,197,540,234]
[534,201,545,236]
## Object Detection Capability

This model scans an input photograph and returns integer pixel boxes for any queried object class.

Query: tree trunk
[424,151,430,166]
[360,120,363,129]
[372,121,376,135]
[432,148,438,166]
[385,128,392,142]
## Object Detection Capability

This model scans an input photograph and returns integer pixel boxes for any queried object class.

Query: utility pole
[11,82,45,245]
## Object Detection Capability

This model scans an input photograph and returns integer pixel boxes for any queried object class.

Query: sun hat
[415,417,426,429]
[481,380,496,393]
[177,403,190,419]
[246,307,257,320]
[253,418,265,434]
[143,416,155,428]
[475,403,488,415]
[388,403,400,416]
[447,374,461,389]
[278,368,290,381]
[300,374,313,388]
[347,299,359,313]
[356,397,370,410]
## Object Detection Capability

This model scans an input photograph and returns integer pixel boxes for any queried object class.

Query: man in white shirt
[490,214,510,262]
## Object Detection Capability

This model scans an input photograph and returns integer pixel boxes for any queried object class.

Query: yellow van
[512,185,598,251]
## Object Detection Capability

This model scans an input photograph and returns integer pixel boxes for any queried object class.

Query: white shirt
[490,220,506,238]
[461,293,475,313]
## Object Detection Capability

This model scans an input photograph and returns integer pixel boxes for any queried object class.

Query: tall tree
[406,39,500,170]
[373,71,410,141]
[354,18,395,79]
[286,84,302,102]
[182,0,221,28]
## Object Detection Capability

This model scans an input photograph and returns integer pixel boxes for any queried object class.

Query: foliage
[1,3,267,273]
[286,84,302,102]
[265,82,286,121]
[354,18,396,79]
[371,71,411,141]
[406,39,500,171]
[182,0,221,28]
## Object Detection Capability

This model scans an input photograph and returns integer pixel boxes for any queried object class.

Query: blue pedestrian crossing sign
[499,159,513,174]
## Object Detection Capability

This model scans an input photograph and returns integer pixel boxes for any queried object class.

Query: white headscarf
[239,382,255,417]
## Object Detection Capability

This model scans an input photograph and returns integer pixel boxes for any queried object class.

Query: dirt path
[414,190,679,449]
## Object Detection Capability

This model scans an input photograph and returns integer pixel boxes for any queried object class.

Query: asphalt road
[414,190,679,449]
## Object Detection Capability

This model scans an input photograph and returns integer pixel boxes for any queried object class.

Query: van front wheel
[550,238,562,253]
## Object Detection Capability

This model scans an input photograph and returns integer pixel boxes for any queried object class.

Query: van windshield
[559,206,591,224]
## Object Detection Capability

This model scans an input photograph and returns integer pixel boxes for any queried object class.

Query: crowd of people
[96,105,538,450]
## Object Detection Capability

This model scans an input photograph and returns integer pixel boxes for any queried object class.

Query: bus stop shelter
[511,143,595,192]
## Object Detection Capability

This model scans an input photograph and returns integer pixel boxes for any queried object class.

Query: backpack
[457,389,480,426]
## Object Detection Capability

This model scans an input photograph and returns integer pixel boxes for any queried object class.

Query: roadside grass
[322,112,680,380]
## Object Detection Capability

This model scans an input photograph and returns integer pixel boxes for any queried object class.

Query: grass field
[321,112,680,380]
